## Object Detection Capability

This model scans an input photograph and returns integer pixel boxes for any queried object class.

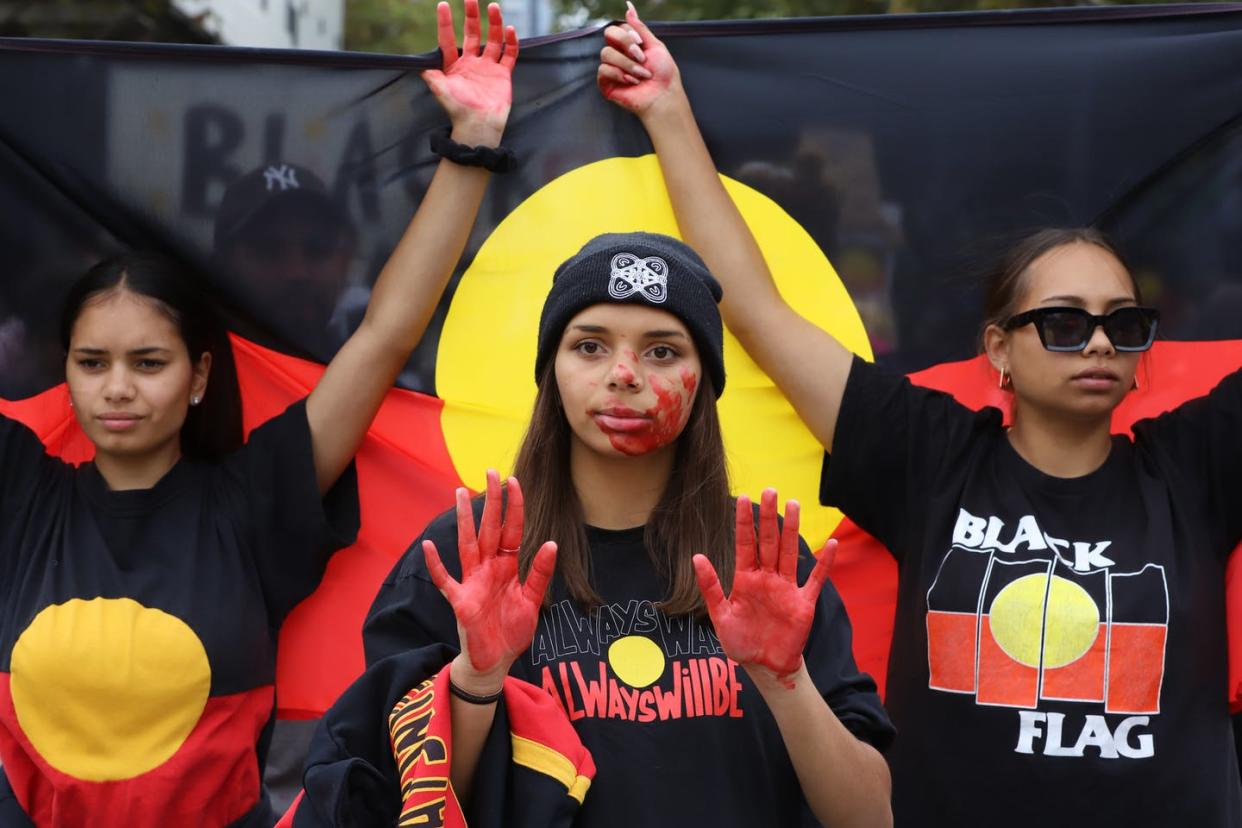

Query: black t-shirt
[0,401,359,828]
[824,356,1242,827]
[365,507,894,828]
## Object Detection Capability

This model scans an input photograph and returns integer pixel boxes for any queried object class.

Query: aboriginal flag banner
[2,4,1242,721]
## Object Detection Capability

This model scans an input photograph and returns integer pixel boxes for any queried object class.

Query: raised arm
[306,0,517,493]
[599,5,853,450]
[692,490,892,828]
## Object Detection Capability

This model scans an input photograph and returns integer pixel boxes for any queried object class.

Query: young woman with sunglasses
[599,6,1242,825]
[0,3,516,825]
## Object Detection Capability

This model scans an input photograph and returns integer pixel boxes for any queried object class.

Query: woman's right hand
[423,470,557,694]
[598,3,684,118]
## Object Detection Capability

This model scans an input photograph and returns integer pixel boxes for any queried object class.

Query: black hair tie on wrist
[449,678,503,705]
[430,127,516,173]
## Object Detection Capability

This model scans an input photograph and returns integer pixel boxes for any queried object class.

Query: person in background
[0,1,517,824]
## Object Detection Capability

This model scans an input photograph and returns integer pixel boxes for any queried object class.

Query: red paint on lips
[596,374,693,456]
[593,405,651,433]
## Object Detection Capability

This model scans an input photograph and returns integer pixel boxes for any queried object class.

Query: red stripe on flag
[926,611,977,693]
[1040,624,1106,703]
[0,334,465,719]
[1106,624,1167,715]
[228,335,464,718]
[976,615,1040,708]
[828,341,1242,707]
[0,673,273,827]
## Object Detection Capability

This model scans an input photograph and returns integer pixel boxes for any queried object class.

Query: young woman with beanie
[598,6,1242,825]
[364,231,895,826]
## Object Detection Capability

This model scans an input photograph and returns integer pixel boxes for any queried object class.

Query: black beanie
[534,232,725,397]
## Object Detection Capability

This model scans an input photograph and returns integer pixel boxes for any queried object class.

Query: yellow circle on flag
[10,597,211,781]
[436,154,873,546]
[607,635,666,689]
[989,574,1100,669]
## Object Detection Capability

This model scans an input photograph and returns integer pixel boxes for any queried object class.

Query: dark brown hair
[979,227,1140,349]
[60,251,243,461]
[513,361,735,617]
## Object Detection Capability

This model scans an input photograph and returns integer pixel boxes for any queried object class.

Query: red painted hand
[423,0,518,139]
[693,489,836,689]
[423,470,557,679]
[597,3,682,116]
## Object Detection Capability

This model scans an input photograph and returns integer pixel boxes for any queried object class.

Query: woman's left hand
[423,0,517,143]
[693,489,836,689]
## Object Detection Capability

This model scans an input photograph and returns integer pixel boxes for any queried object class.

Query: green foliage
[342,0,1214,52]
[344,0,443,55]
[553,0,1170,23]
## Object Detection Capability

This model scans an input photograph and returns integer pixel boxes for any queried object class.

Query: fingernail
[626,0,637,12]
[632,63,652,79]
[628,43,646,62]
[624,74,640,85]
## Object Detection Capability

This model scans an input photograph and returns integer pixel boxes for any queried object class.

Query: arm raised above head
[306,0,519,494]
[599,5,854,451]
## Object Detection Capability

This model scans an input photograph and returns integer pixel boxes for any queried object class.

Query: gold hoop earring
[1132,374,1140,391]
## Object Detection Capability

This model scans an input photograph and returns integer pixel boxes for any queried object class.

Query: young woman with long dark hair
[0,3,517,825]
[364,231,895,826]
[598,6,1242,825]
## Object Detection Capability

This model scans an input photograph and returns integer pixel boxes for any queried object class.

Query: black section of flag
[2,5,1242,400]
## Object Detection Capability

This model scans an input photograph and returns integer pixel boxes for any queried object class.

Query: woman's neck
[569,439,675,529]
[1007,405,1113,478]
[93,445,182,491]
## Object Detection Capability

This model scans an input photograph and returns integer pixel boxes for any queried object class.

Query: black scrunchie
[430,128,516,173]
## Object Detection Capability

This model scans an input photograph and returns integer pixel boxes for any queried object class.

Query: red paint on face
[613,359,636,386]
[680,367,698,397]
[596,373,694,456]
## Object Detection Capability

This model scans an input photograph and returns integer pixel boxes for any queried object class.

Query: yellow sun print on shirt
[10,597,211,781]
[607,635,666,689]
[989,574,1101,669]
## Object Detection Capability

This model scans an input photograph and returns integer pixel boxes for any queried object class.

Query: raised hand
[693,489,836,689]
[597,2,682,116]
[424,0,518,140]
[423,470,557,683]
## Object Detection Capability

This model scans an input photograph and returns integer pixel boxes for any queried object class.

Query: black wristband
[449,678,503,705]
[430,128,516,173]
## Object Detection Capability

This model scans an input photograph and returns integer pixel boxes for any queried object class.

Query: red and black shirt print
[824,356,1242,827]
[0,400,358,828]
[364,508,894,828]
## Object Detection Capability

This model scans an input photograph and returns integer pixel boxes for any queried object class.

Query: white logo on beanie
[609,253,668,304]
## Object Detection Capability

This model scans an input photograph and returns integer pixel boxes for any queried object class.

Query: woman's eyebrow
[1038,294,1086,306]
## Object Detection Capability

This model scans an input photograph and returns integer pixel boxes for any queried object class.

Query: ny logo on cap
[609,253,668,304]
[263,164,300,192]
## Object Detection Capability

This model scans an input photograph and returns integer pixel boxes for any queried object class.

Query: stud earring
[190,395,201,406]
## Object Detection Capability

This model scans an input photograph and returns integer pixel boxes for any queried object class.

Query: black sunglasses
[1002,306,1159,352]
